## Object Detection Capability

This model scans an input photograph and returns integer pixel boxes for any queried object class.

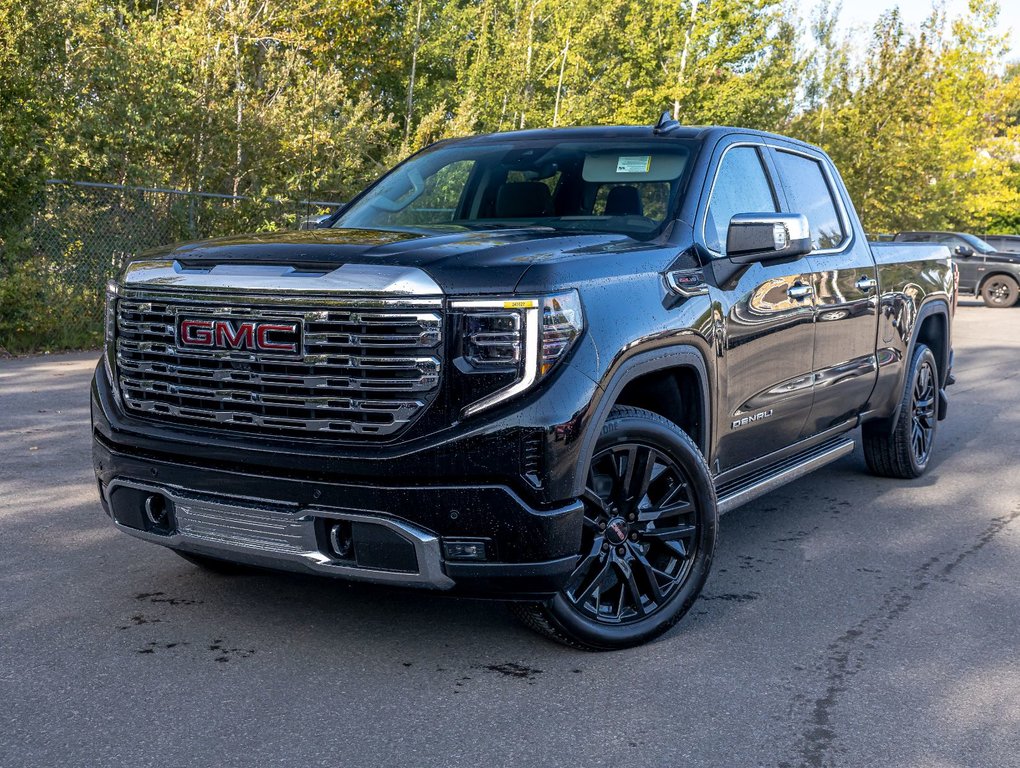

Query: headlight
[452,291,584,417]
[104,280,119,344]
[103,281,119,385]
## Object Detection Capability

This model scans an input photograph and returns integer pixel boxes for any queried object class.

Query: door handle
[787,283,813,300]
[855,276,878,292]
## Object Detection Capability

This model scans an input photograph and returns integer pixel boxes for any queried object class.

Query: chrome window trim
[699,140,855,259]
[700,142,780,258]
[766,143,854,257]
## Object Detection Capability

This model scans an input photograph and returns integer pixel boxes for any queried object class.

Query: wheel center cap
[605,517,629,545]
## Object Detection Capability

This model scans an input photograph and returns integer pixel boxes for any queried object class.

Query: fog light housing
[442,539,490,562]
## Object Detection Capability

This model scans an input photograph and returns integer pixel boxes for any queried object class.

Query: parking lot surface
[2,301,1019,768]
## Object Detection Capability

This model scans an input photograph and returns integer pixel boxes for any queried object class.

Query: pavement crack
[783,506,1020,768]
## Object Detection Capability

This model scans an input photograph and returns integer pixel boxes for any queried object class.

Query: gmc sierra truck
[93,117,955,650]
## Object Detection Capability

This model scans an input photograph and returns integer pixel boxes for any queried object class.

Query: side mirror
[726,213,812,264]
[953,245,974,257]
[298,213,332,231]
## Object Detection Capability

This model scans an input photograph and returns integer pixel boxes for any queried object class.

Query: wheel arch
[977,270,1020,295]
[570,345,711,497]
[876,298,950,431]
[914,302,950,388]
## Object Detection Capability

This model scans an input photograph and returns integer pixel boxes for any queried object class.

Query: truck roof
[897,231,970,237]
[448,124,823,152]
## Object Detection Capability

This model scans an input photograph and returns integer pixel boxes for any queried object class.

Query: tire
[862,343,938,479]
[980,275,1019,307]
[512,406,718,650]
[174,550,251,575]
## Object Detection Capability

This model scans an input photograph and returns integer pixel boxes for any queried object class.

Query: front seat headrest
[495,182,552,218]
[604,185,643,217]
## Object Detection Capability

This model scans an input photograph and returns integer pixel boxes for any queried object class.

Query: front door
[769,146,880,437]
[700,142,817,471]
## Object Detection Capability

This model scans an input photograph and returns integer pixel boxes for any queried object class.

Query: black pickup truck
[93,118,955,649]
[894,231,1020,307]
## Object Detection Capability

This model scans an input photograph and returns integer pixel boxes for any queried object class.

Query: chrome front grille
[114,288,443,438]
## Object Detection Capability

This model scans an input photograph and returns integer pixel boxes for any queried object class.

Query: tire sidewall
[545,409,718,649]
[902,344,938,475]
[981,277,1019,307]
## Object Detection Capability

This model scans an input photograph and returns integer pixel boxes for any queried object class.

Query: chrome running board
[716,437,856,514]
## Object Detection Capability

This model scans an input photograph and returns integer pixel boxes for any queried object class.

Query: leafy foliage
[1,0,1019,351]
[791,1,1020,233]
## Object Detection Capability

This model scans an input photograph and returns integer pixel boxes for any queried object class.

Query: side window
[773,151,846,250]
[705,146,777,253]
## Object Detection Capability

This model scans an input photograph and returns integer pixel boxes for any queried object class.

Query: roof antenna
[653,110,680,135]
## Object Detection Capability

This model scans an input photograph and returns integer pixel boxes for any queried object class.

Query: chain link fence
[0,181,341,353]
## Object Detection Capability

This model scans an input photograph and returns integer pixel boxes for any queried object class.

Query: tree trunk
[230,1,244,199]
[675,0,700,120]
[553,36,569,127]
[520,0,538,129]
[405,0,424,143]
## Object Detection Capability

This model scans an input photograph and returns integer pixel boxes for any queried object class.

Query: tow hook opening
[144,494,169,527]
[328,521,354,559]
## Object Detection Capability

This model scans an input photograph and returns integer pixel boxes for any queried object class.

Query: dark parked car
[94,118,955,649]
[894,231,1020,307]
[982,234,1020,254]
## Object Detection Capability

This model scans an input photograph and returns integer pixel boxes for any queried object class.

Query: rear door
[769,146,880,437]
[700,140,817,471]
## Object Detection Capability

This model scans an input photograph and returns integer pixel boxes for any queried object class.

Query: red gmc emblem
[177,318,302,355]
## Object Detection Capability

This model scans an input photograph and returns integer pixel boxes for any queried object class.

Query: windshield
[958,233,997,254]
[333,138,697,239]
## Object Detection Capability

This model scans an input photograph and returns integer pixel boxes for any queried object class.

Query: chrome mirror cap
[726,213,812,265]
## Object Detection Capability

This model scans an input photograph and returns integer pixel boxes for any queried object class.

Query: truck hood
[134,226,653,295]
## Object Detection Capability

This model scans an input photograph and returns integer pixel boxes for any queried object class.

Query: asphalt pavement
[2,301,1018,768]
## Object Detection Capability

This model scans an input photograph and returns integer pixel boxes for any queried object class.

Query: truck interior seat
[604,185,643,217]
[494,182,551,218]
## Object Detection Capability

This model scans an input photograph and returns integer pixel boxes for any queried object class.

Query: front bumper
[94,428,583,598]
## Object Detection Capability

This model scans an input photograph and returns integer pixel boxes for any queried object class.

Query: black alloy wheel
[980,276,1019,307]
[910,355,937,467]
[566,443,699,623]
[513,406,717,650]
[863,343,939,479]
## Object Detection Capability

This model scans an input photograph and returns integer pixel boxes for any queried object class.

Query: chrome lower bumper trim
[104,479,454,590]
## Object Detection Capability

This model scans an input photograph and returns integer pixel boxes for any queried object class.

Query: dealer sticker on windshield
[616,155,652,174]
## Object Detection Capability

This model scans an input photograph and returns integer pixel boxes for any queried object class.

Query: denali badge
[732,409,774,430]
[177,318,302,355]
